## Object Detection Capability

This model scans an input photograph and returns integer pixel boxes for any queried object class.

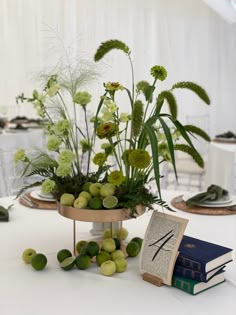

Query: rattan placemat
[19,192,57,210]
[171,195,236,215]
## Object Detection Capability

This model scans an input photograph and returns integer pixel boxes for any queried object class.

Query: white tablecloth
[205,142,236,193]
[0,190,236,315]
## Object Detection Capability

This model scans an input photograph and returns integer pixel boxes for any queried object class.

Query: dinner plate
[214,137,236,143]
[30,190,56,202]
[191,198,236,208]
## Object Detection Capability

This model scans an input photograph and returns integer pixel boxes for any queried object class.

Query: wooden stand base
[142,272,163,287]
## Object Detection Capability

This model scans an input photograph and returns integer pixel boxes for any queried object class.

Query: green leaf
[184,125,211,142]
[170,119,195,149]
[172,81,210,105]
[158,117,177,179]
[94,39,130,61]
[174,144,204,168]
[143,123,161,198]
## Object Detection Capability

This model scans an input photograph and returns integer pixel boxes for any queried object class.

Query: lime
[115,227,128,240]
[86,241,100,257]
[96,251,110,266]
[88,197,103,209]
[113,237,121,250]
[75,255,91,270]
[100,183,115,197]
[31,253,47,270]
[60,257,75,271]
[57,249,72,263]
[79,191,92,201]
[80,244,88,255]
[76,240,88,254]
[114,258,127,273]
[103,196,118,209]
[126,241,140,257]
[82,182,93,192]
[131,237,143,248]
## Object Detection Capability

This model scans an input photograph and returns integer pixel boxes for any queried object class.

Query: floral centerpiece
[14,39,210,216]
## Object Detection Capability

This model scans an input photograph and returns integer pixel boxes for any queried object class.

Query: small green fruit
[60,193,75,206]
[75,255,91,270]
[100,260,116,276]
[102,238,116,253]
[60,257,75,271]
[31,253,47,270]
[86,241,100,257]
[110,250,125,261]
[89,183,102,196]
[100,183,115,197]
[114,258,127,273]
[130,237,143,248]
[126,241,140,257]
[113,238,121,250]
[96,251,110,266]
[115,227,129,240]
[82,182,93,192]
[76,240,87,254]
[79,191,92,201]
[57,249,72,263]
[73,196,88,209]
[22,248,37,264]
[88,197,103,209]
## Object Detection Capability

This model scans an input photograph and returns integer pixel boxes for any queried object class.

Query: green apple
[79,191,92,201]
[96,251,110,266]
[60,193,75,206]
[110,250,125,261]
[100,183,115,197]
[115,227,129,240]
[89,183,102,196]
[22,248,37,264]
[100,260,116,276]
[73,196,88,209]
[102,238,116,253]
[114,258,127,273]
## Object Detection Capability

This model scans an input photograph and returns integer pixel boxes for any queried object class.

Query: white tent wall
[0,0,235,137]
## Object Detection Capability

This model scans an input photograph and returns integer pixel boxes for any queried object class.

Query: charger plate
[19,192,57,210]
[171,195,236,215]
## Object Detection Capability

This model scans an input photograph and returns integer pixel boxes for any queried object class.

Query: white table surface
[0,190,236,315]
[205,142,236,193]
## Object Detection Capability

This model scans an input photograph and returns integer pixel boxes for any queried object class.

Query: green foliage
[172,81,210,105]
[184,125,211,142]
[94,39,130,62]
[174,143,204,168]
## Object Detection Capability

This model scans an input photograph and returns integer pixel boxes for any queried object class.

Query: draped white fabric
[0,0,236,136]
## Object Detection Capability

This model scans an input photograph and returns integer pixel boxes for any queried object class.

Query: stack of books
[172,235,233,295]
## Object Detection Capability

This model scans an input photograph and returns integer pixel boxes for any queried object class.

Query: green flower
[73,91,91,106]
[120,113,130,123]
[14,149,27,162]
[41,179,56,193]
[150,65,167,81]
[136,80,150,92]
[104,99,118,113]
[58,150,75,164]
[54,119,71,135]
[47,83,60,97]
[47,135,62,151]
[122,149,133,164]
[108,170,125,186]
[96,122,118,139]
[93,152,107,166]
[101,143,113,155]
[128,149,151,169]
[101,107,113,121]
[158,143,171,161]
[56,163,72,177]
[104,82,124,91]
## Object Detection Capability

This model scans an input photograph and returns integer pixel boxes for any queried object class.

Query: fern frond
[156,91,178,119]
[174,143,204,168]
[172,81,210,105]
[184,125,211,142]
[94,39,130,61]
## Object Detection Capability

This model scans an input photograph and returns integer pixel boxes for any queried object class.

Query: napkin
[185,184,229,206]
[215,131,236,139]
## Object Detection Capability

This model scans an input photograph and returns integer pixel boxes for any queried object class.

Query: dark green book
[172,270,225,295]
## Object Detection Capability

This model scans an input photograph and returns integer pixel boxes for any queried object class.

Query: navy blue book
[176,235,233,273]
[173,264,225,282]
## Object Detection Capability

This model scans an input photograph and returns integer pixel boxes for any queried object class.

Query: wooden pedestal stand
[143,273,163,287]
